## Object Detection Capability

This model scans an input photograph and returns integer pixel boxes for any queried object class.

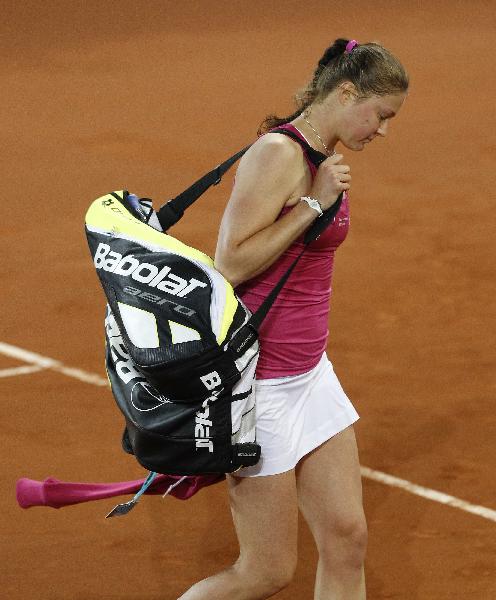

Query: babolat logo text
[195,371,223,453]
[94,242,207,298]
[105,311,144,385]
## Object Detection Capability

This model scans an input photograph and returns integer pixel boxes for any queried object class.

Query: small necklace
[303,115,334,156]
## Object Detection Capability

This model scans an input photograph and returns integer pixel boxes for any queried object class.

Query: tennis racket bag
[85,129,342,477]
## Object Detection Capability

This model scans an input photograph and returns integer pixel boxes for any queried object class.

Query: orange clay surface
[2,2,495,598]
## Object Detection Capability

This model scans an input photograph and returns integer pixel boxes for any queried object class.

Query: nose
[377,120,389,137]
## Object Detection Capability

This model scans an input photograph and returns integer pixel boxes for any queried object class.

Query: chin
[344,140,367,152]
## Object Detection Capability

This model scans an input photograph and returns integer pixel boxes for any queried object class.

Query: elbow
[214,248,248,289]
[215,239,258,288]
[214,259,244,289]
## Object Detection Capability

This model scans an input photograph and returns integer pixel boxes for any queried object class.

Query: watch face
[303,197,322,215]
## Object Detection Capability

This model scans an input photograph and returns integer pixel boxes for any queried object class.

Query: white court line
[1,340,495,523]
[0,365,45,378]
[361,466,496,523]
[0,341,108,386]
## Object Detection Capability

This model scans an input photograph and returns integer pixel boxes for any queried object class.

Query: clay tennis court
[3,1,495,598]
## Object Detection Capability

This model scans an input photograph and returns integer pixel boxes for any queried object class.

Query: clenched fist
[309,154,351,210]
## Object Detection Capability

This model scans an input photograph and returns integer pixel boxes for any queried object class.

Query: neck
[292,103,339,155]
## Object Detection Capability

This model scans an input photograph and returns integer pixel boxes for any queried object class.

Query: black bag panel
[106,307,241,403]
[106,337,258,474]
[88,230,217,356]
[121,339,206,371]
[105,315,248,474]
[106,335,230,424]
[121,381,239,474]
[125,421,231,474]
[140,345,242,402]
[110,370,231,438]
[124,388,232,441]
[122,428,134,455]
[89,231,213,295]
[124,422,260,475]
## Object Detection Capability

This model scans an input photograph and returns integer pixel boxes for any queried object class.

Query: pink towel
[16,473,224,509]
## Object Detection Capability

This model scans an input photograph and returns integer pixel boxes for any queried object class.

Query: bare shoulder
[238,132,302,173]
[217,131,308,252]
[255,131,300,152]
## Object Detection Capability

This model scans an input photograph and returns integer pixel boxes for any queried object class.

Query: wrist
[300,196,323,217]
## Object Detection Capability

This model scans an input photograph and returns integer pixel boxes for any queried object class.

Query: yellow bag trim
[87,191,239,346]
[216,284,238,345]
[85,192,213,266]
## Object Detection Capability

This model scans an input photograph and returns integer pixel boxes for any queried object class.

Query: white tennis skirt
[235,352,359,478]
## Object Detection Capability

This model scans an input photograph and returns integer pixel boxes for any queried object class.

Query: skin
[296,82,407,153]
[179,428,366,600]
[180,83,406,600]
[215,82,406,287]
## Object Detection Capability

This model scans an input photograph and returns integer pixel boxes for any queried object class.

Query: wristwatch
[300,196,323,217]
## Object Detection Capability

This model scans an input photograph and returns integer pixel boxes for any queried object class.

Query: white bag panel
[117,302,159,349]
[231,391,256,445]
[231,348,259,444]
[234,341,259,382]
[168,320,201,344]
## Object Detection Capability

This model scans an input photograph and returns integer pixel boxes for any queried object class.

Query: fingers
[326,153,344,164]
[321,155,350,173]
[310,153,351,208]
[336,173,351,190]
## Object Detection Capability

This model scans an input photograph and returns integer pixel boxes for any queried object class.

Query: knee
[318,511,368,570]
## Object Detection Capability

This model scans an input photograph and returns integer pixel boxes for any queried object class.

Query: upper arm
[216,134,305,252]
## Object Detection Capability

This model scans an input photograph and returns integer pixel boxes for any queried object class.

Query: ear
[337,81,359,106]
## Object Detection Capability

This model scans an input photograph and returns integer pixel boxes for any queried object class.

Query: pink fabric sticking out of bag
[16,473,224,509]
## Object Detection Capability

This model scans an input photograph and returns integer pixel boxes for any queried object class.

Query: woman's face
[339,91,407,151]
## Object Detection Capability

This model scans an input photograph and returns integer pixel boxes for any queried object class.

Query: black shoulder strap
[157,145,251,231]
[155,129,344,352]
[270,127,327,167]
[227,128,344,353]
[269,127,343,244]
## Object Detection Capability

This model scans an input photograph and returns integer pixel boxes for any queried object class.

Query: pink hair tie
[345,39,359,53]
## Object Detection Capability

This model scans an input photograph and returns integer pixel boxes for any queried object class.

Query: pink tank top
[236,124,350,379]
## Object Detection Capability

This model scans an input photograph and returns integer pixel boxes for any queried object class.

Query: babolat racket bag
[84,129,343,477]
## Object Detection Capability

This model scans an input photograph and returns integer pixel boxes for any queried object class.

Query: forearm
[215,200,317,287]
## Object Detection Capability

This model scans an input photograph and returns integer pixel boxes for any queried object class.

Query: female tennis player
[179,38,409,600]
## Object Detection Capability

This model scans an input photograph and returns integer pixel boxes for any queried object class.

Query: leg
[296,425,367,600]
[178,469,298,600]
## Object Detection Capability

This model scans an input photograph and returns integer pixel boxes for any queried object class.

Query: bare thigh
[296,425,366,547]
[227,469,299,576]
